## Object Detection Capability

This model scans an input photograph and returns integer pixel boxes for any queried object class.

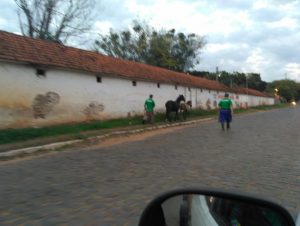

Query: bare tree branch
[14,0,96,44]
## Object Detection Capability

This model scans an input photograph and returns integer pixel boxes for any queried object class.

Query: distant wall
[0,61,275,129]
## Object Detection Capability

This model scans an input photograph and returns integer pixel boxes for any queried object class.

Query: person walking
[144,94,156,123]
[218,93,233,130]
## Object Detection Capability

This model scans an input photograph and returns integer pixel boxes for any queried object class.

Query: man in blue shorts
[218,93,233,131]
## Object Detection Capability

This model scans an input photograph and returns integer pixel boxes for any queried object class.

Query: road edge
[0,117,213,158]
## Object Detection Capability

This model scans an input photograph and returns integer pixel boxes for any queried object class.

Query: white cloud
[93,21,113,35]
[206,43,250,54]
[246,48,268,71]
[121,0,252,36]
[268,17,298,30]
[284,63,300,81]
[0,18,5,27]
[253,0,271,9]
[123,0,208,34]
[206,43,235,53]
[197,10,250,36]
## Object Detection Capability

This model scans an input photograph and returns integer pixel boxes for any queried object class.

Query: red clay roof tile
[0,30,269,97]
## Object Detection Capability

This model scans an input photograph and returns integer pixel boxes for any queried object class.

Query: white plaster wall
[238,94,249,108]
[0,61,275,129]
[0,62,196,128]
[193,88,223,109]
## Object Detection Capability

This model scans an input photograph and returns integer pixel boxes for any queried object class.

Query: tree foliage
[15,0,95,43]
[94,20,206,72]
[190,71,300,100]
[267,79,300,102]
[188,71,267,91]
[246,73,267,91]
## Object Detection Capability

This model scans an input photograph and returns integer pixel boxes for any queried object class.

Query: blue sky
[1,0,300,82]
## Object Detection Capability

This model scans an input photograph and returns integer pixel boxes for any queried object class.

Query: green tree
[15,0,96,43]
[219,71,234,87]
[267,79,300,102]
[188,70,268,91]
[94,20,206,72]
[187,71,211,79]
[246,73,267,91]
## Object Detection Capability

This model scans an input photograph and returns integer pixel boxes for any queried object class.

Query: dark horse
[165,95,185,122]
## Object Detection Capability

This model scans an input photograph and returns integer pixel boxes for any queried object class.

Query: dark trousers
[146,111,154,123]
[219,109,232,130]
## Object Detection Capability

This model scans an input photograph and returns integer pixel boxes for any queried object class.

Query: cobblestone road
[0,107,299,225]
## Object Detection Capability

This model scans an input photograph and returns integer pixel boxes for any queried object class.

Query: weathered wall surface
[0,62,274,129]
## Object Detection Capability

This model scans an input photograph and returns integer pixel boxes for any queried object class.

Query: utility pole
[216,66,219,81]
[246,74,248,95]
[246,74,249,107]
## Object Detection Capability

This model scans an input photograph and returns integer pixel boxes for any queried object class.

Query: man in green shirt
[218,93,233,131]
[144,94,156,123]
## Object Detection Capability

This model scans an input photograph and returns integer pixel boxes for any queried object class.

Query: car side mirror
[139,189,295,226]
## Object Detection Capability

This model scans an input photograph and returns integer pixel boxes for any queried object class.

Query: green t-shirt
[218,98,233,110]
[145,98,155,112]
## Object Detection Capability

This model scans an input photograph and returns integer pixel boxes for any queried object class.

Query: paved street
[0,107,299,225]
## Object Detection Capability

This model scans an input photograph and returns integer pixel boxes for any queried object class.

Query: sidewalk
[0,117,214,158]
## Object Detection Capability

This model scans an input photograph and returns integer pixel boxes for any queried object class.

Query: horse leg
[181,110,185,121]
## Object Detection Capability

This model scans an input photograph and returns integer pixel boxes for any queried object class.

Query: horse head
[176,95,185,103]
[186,100,192,108]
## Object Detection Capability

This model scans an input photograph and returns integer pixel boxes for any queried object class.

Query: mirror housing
[139,188,295,226]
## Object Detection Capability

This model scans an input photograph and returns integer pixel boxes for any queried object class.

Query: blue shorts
[219,109,232,123]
